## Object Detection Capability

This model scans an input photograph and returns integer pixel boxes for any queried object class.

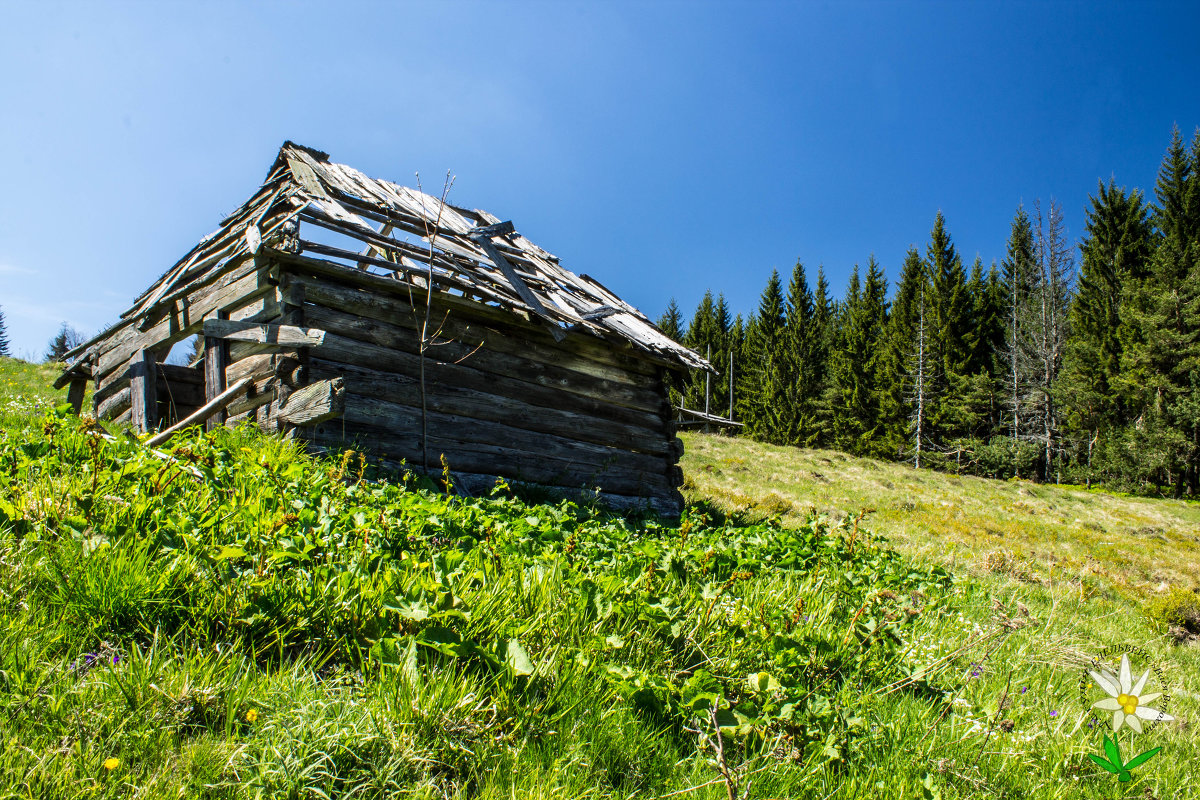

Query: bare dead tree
[907,283,929,468]
[412,171,457,474]
[1028,199,1075,480]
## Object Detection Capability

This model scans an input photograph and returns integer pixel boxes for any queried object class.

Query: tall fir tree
[726,313,747,421]
[682,292,722,413]
[923,212,971,449]
[711,294,734,416]
[878,247,926,457]
[809,266,835,445]
[829,258,889,455]
[45,323,83,362]
[1026,199,1076,480]
[1118,126,1200,494]
[740,270,790,443]
[657,298,684,342]
[1060,179,1153,471]
[657,298,685,407]
[780,260,818,444]
[0,306,10,358]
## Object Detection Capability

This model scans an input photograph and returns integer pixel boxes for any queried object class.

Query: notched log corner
[277,377,345,427]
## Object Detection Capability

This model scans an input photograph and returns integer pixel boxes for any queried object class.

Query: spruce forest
[661,127,1200,497]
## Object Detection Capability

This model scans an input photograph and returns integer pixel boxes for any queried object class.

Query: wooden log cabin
[58,142,710,515]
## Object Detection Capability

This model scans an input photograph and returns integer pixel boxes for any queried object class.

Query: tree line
[660,126,1200,497]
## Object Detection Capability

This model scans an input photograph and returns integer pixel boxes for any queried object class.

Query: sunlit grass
[0,367,1196,798]
[681,431,1200,594]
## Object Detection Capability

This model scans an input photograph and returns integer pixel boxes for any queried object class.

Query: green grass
[0,357,68,434]
[0,358,1196,799]
[680,432,1200,594]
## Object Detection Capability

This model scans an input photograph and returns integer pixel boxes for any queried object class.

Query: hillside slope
[1,357,1198,799]
[681,432,1200,595]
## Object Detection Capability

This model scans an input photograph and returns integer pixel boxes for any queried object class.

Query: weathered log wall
[89,249,686,514]
[280,259,684,513]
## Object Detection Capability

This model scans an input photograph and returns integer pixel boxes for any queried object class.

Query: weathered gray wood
[97,386,132,421]
[144,377,253,447]
[64,379,86,415]
[300,421,672,498]
[53,359,93,390]
[276,274,306,410]
[307,359,670,455]
[305,306,665,414]
[273,252,698,373]
[202,318,326,347]
[469,233,551,317]
[129,351,157,434]
[288,268,659,377]
[307,357,664,434]
[95,258,268,381]
[204,319,228,432]
[275,378,345,427]
[225,375,276,418]
[225,352,274,385]
[342,394,673,483]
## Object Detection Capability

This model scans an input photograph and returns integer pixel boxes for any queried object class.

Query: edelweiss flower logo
[1089,653,1173,733]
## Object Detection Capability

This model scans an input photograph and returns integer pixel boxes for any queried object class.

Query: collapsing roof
[65,141,709,373]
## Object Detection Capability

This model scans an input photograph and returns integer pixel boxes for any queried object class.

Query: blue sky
[2,0,1198,359]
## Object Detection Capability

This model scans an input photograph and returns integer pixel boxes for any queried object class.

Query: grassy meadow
[0,355,1197,799]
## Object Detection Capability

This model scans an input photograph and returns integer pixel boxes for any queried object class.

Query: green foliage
[829,259,889,456]
[1143,584,1200,629]
[0,405,956,798]
[45,322,84,363]
[0,306,10,358]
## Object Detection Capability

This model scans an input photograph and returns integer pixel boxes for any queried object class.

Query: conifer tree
[829,258,889,454]
[999,205,1038,473]
[657,298,686,407]
[781,260,817,444]
[1026,199,1075,480]
[0,306,10,358]
[657,298,684,342]
[726,313,747,420]
[923,212,971,449]
[741,270,789,443]
[809,267,835,445]
[45,322,83,362]
[909,283,930,468]
[683,292,722,413]
[1118,126,1200,494]
[1061,179,1153,471]
[711,294,733,415]
[878,247,926,457]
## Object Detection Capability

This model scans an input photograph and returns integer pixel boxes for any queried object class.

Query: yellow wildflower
[245,708,259,723]
[103,757,119,771]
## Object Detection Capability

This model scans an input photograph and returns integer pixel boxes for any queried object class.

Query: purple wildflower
[1049,710,1058,717]
[1020,686,1028,694]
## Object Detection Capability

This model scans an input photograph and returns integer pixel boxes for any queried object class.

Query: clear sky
[2,0,1199,359]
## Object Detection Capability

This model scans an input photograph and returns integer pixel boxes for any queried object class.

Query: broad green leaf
[1123,747,1161,771]
[498,637,534,676]
[1103,734,1122,767]
[1089,753,1122,775]
[746,671,781,693]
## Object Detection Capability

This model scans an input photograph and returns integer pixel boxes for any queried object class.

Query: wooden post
[204,312,229,432]
[276,273,307,428]
[130,349,157,434]
[67,379,87,415]
[704,345,711,434]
